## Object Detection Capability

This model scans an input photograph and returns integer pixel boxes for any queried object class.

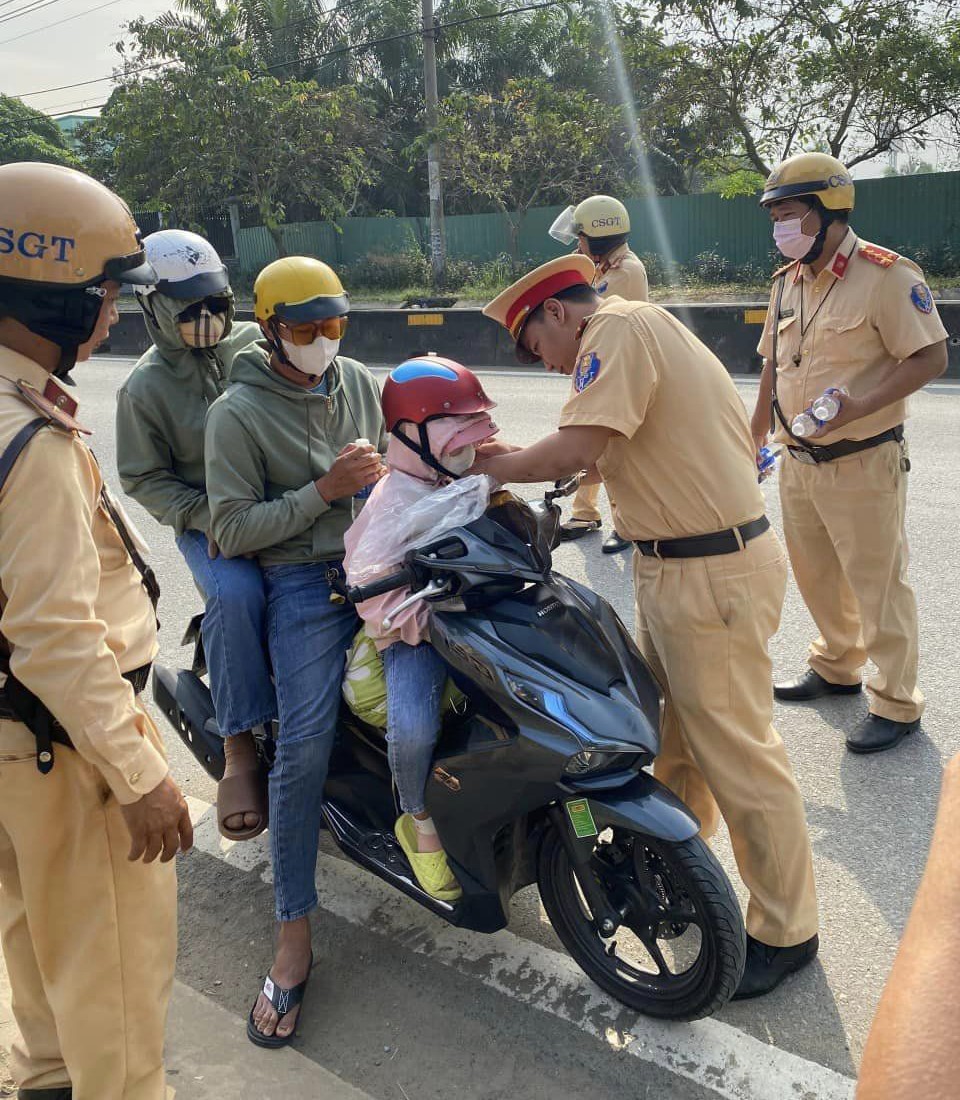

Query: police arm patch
[574,352,601,393]
[910,282,934,314]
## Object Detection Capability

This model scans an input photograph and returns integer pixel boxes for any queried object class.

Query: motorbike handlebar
[346,565,417,605]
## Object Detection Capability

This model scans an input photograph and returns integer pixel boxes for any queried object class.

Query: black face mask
[0,283,104,381]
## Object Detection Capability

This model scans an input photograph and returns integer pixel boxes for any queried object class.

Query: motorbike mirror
[548,206,579,246]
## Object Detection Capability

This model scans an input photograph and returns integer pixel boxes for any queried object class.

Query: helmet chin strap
[266,320,323,386]
[390,424,462,481]
[800,206,837,265]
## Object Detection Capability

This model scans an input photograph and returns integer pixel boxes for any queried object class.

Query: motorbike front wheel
[537,825,745,1020]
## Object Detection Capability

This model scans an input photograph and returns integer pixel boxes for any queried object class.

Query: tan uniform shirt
[594,243,649,302]
[758,232,948,445]
[0,346,166,804]
[559,296,764,541]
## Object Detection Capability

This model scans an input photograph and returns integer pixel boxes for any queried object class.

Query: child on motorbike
[343,357,498,901]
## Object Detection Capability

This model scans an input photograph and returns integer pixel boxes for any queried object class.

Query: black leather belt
[635,515,770,559]
[0,663,152,723]
[787,425,903,466]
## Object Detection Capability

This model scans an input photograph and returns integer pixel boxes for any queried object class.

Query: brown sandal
[217,760,269,840]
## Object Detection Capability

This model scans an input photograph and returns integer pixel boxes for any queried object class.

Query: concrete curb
[103,302,960,378]
[1,966,376,1100]
[166,980,377,1100]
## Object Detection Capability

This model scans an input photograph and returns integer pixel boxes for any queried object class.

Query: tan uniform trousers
[779,441,922,723]
[0,719,176,1099]
[570,480,615,524]
[634,529,819,947]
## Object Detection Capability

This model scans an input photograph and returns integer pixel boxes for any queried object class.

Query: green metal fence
[234,171,960,278]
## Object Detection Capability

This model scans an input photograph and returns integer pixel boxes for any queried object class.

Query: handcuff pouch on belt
[0,411,160,773]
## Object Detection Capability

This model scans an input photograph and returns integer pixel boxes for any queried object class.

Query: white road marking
[185,797,855,1100]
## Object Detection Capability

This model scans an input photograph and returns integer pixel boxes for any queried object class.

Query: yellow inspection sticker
[407,313,444,326]
[743,309,768,325]
[566,798,598,838]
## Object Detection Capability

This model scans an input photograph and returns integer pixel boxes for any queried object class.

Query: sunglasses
[177,297,231,322]
[276,315,349,345]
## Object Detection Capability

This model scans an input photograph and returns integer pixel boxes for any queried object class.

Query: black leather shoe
[732,934,819,1000]
[601,532,631,555]
[773,669,861,701]
[846,714,920,754]
[559,518,601,542]
[19,1089,73,1099]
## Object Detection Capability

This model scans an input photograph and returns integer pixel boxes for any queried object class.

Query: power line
[0,0,69,27]
[10,0,571,102]
[0,0,124,46]
[10,0,370,98]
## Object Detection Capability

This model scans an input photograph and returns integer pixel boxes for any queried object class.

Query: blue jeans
[264,562,359,922]
[176,529,277,737]
[383,642,448,815]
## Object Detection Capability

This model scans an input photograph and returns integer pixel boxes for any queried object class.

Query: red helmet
[381,355,495,432]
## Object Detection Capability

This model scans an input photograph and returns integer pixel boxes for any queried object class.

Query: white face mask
[179,308,226,348]
[442,445,476,476]
[281,337,340,378]
[773,216,818,261]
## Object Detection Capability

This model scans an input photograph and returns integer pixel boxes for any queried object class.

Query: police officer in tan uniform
[480,255,819,998]
[0,163,193,1099]
[751,153,948,754]
[549,196,648,554]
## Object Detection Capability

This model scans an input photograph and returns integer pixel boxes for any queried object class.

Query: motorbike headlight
[507,678,641,774]
[564,750,638,776]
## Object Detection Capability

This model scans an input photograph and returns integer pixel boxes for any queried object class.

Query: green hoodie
[115,289,262,536]
[205,344,386,565]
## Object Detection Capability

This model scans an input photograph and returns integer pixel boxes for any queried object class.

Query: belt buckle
[790,447,819,466]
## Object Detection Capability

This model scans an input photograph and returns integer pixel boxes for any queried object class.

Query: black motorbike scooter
[153,478,746,1020]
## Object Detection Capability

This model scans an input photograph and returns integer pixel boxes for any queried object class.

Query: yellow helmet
[0,161,154,289]
[572,195,630,237]
[761,152,855,211]
[254,256,349,325]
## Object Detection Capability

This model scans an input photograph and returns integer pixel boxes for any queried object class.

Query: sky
[0,0,173,116]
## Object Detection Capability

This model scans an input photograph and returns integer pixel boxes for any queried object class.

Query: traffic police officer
[480,255,819,998]
[751,153,948,754]
[549,195,648,553]
[0,163,193,1099]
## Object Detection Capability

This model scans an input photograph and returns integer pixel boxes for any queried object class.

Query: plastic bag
[346,471,494,584]
[341,629,465,728]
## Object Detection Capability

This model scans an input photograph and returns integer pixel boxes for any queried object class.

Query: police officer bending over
[0,162,192,1100]
[479,255,819,999]
[752,153,948,754]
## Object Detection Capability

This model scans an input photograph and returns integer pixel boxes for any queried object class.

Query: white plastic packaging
[346,471,494,584]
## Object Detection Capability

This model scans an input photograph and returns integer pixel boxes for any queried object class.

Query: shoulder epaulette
[858,243,900,269]
[772,259,800,280]
[14,379,90,435]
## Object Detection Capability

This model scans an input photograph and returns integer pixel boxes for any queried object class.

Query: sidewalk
[1,969,375,1100]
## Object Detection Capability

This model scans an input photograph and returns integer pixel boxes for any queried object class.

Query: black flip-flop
[246,951,314,1049]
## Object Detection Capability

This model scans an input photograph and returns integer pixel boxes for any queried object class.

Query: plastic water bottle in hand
[791,410,822,438]
[811,386,848,422]
[352,438,377,500]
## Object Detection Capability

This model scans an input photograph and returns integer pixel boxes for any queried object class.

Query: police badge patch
[596,280,609,294]
[574,352,601,392]
[910,283,934,314]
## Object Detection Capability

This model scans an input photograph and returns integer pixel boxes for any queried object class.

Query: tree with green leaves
[438,78,632,255]
[0,96,78,167]
[82,0,372,257]
[660,0,960,174]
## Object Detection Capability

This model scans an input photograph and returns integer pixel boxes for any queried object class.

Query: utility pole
[421,0,446,286]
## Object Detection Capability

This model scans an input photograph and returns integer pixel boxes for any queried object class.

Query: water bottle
[352,438,376,500]
[811,386,848,422]
[757,444,781,482]
[791,410,822,438]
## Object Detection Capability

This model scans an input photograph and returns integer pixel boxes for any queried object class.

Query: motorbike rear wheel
[537,825,745,1020]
